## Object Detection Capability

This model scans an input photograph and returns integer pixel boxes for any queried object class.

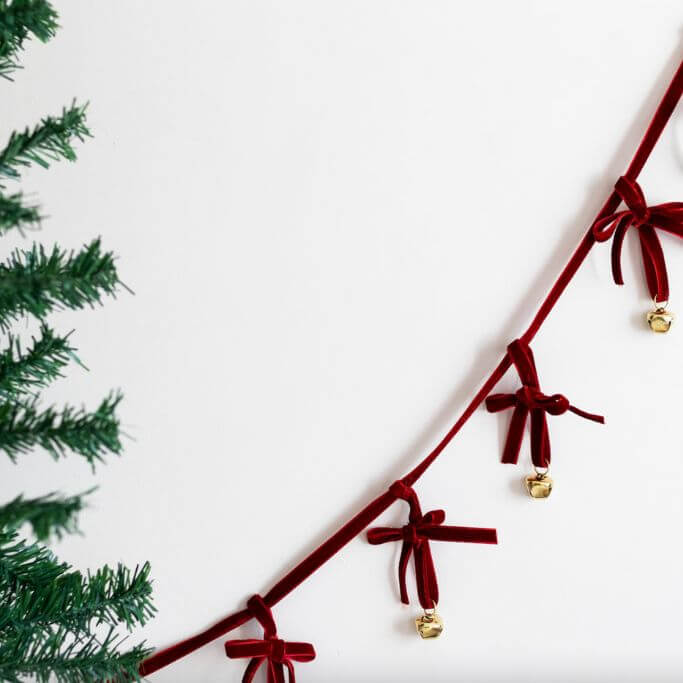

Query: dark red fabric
[485,339,603,468]
[591,176,683,301]
[224,595,315,683]
[139,58,683,679]
[367,482,497,608]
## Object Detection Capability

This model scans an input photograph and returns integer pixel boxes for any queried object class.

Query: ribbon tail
[568,405,605,424]
[639,224,669,301]
[610,216,630,286]
[397,540,413,604]
[501,404,527,464]
[284,659,296,683]
[529,408,550,469]
[243,658,263,683]
[414,541,438,609]
[266,659,286,683]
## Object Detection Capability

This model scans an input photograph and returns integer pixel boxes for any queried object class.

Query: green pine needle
[83,563,156,631]
[0,191,41,234]
[0,102,90,181]
[0,324,80,399]
[0,628,151,683]
[0,530,67,590]
[0,239,124,330]
[0,531,154,681]
[0,491,90,541]
[2,562,155,635]
[0,0,58,78]
[0,392,123,464]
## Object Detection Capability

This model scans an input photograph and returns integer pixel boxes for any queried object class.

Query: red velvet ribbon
[485,340,604,469]
[367,481,497,609]
[592,176,683,302]
[224,595,315,683]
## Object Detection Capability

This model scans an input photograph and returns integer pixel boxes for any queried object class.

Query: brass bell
[415,607,443,639]
[525,468,552,499]
[647,302,673,333]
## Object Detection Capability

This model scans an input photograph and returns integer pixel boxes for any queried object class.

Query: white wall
[1,1,682,681]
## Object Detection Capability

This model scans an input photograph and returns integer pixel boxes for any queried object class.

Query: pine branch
[0,530,154,680]
[0,325,79,399]
[0,392,123,464]
[0,529,154,681]
[0,102,89,181]
[2,562,155,635]
[0,628,150,683]
[0,239,124,330]
[0,191,41,234]
[0,530,67,590]
[0,491,90,541]
[0,0,58,78]
[0,324,80,396]
[83,563,156,631]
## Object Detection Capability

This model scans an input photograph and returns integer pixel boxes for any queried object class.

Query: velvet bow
[592,175,683,302]
[486,340,604,469]
[225,594,315,683]
[367,481,497,609]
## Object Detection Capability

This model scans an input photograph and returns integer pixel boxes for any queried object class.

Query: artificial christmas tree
[0,2,154,680]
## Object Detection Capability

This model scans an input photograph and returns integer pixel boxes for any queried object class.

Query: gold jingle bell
[525,467,553,499]
[415,606,444,639]
[647,299,673,333]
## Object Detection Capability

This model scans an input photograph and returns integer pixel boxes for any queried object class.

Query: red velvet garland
[366,481,497,609]
[139,57,683,679]
[485,339,604,469]
[592,176,683,303]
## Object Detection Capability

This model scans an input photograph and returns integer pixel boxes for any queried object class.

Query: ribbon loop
[246,594,277,638]
[591,176,683,301]
[368,486,497,609]
[225,595,315,683]
[420,509,446,527]
[616,176,649,224]
[486,340,604,469]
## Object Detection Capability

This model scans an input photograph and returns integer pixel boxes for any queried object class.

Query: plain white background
[1,1,683,681]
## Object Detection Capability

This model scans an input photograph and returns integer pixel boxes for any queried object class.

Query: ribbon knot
[224,594,315,683]
[268,638,286,664]
[592,176,683,301]
[515,386,570,415]
[486,340,604,469]
[632,205,651,227]
[368,485,497,608]
[401,522,421,546]
[389,479,414,501]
